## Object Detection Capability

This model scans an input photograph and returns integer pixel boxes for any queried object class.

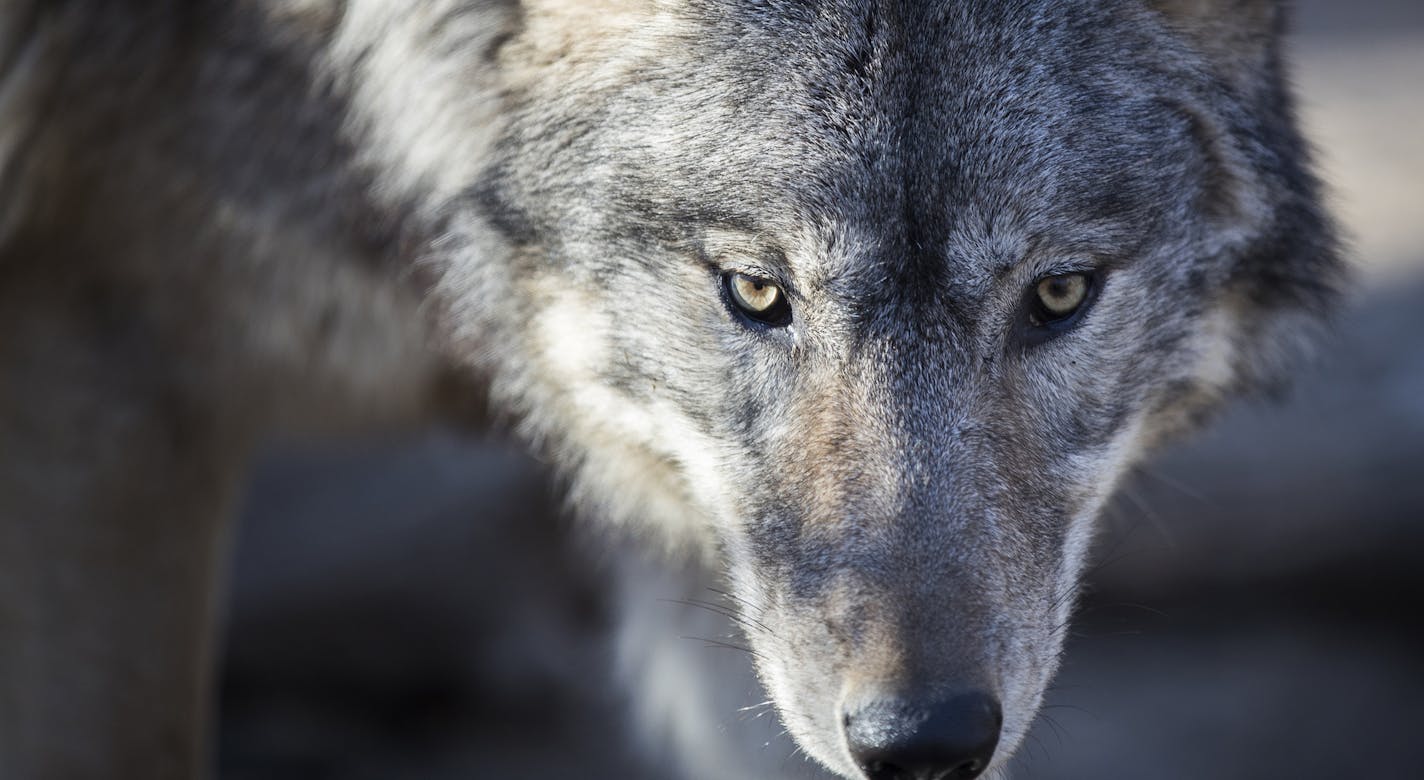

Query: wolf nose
[844,691,1002,780]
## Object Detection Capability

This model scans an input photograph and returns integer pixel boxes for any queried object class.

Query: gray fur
[0,1,1340,777]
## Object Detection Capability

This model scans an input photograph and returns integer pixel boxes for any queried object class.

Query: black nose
[844,692,1002,780]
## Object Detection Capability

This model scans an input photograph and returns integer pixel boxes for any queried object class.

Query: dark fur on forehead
[485,0,1338,371]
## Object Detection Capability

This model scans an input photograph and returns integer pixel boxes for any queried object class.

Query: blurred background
[217,1,1424,778]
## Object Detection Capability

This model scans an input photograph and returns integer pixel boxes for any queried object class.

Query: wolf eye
[724,272,792,327]
[1023,271,1097,344]
[1033,273,1089,322]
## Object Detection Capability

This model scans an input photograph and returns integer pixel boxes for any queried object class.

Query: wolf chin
[0,1,1339,778]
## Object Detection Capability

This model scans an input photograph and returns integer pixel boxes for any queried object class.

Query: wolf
[0,0,1340,778]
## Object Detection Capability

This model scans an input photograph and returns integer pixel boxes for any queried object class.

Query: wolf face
[424,0,1340,776]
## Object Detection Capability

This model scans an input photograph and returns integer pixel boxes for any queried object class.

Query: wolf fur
[0,1,1340,778]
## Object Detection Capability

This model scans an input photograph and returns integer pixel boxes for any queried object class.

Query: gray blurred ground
[219,2,1424,778]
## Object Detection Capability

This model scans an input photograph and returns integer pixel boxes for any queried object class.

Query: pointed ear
[1148,1,1346,402]
[1148,0,1283,96]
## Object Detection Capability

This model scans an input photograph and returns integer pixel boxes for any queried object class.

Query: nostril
[862,759,902,780]
[949,757,984,779]
[860,762,905,779]
[846,691,1001,780]
[861,759,912,780]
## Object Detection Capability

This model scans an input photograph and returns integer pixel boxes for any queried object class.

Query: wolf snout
[843,691,1002,780]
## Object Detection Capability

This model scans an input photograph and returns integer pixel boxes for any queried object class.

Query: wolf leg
[0,281,246,779]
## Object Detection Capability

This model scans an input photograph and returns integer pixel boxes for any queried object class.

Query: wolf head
[419,0,1341,775]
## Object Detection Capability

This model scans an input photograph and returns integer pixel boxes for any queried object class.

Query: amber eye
[1021,270,1099,347]
[724,272,792,327]
[1031,272,1091,325]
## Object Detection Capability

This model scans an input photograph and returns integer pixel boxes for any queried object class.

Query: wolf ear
[1149,1,1345,401]
[1147,0,1283,96]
